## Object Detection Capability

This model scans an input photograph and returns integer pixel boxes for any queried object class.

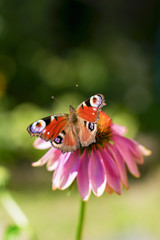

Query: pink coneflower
[32,111,151,201]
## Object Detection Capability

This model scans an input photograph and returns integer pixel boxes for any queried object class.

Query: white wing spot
[51,116,55,121]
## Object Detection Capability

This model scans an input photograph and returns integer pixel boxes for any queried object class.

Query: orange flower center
[96,111,112,145]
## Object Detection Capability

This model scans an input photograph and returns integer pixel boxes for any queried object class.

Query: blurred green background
[0,0,160,239]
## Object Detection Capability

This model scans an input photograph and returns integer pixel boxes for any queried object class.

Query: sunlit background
[0,0,160,239]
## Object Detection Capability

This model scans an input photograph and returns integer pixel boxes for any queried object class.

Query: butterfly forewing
[76,94,106,123]
[27,114,68,141]
[76,106,99,122]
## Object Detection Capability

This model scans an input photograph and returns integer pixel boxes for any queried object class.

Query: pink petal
[111,124,128,136]
[52,150,80,190]
[138,144,152,156]
[108,143,129,189]
[88,148,106,197]
[33,138,52,149]
[113,135,140,177]
[59,150,80,190]
[77,149,91,201]
[99,147,122,194]
[52,152,71,190]
[105,183,114,194]
[46,149,62,171]
[118,137,144,165]
[32,147,59,167]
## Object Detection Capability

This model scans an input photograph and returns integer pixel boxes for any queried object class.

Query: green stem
[76,199,86,240]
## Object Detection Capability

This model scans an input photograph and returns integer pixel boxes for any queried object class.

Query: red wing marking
[77,106,98,122]
[41,116,67,140]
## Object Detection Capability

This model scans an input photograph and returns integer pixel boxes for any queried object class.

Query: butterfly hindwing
[77,118,97,147]
[51,124,80,153]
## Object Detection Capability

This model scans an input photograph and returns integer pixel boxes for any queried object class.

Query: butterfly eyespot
[53,131,65,145]
[54,135,63,144]
[88,122,95,131]
[90,95,102,107]
[30,120,46,133]
[84,121,95,132]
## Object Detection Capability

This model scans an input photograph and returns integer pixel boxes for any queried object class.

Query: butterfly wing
[51,123,80,153]
[27,114,68,141]
[27,114,80,153]
[76,94,106,147]
[76,94,106,122]
[77,118,98,147]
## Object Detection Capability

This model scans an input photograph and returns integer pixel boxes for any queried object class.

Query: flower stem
[76,199,86,240]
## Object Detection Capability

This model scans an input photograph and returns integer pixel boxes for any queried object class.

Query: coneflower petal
[77,149,91,201]
[32,147,59,167]
[33,138,52,149]
[113,135,140,177]
[99,147,122,194]
[89,148,106,197]
[59,150,80,190]
[108,143,129,189]
[52,152,72,190]
[111,124,128,136]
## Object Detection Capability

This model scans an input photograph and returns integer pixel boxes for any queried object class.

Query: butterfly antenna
[51,96,68,110]
[71,84,79,107]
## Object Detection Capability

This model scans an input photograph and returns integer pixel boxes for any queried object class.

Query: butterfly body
[27,94,106,153]
[68,105,78,123]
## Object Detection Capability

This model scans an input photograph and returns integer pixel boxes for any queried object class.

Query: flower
[32,111,151,201]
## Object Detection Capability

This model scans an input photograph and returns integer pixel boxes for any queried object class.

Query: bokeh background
[0,0,160,239]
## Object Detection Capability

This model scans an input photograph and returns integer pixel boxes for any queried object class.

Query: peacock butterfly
[27,94,106,153]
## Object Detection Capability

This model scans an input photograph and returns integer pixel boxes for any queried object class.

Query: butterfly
[27,94,106,153]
